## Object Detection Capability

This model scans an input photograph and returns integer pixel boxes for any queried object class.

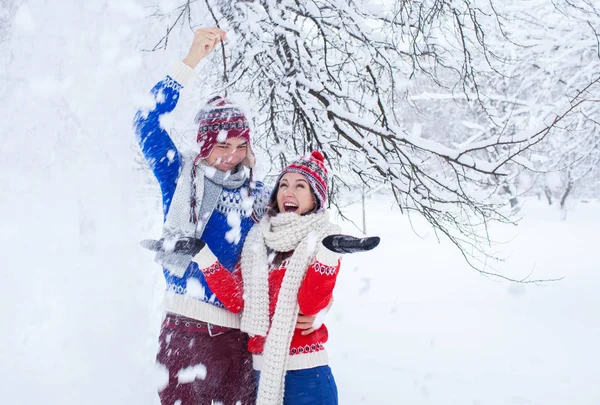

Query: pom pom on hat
[309,150,325,163]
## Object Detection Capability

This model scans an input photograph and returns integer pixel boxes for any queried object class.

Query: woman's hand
[321,234,380,254]
[183,27,226,69]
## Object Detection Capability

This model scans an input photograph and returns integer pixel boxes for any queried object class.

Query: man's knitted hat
[195,96,256,168]
[270,151,329,212]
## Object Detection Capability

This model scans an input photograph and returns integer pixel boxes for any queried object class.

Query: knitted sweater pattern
[134,65,270,327]
[195,240,341,370]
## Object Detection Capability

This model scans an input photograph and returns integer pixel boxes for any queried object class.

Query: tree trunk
[361,184,367,235]
[560,178,573,210]
[544,187,553,205]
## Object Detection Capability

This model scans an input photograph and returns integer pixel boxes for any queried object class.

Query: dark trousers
[156,316,256,405]
[256,365,338,405]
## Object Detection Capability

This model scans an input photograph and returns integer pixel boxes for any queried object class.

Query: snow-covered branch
[145,0,600,274]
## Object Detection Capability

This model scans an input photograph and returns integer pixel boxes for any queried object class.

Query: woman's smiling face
[276,172,316,215]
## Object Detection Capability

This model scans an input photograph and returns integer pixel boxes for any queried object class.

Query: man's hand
[296,314,317,336]
[295,298,334,336]
[140,237,206,256]
[183,27,226,69]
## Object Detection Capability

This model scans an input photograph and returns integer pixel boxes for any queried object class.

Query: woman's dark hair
[270,250,293,268]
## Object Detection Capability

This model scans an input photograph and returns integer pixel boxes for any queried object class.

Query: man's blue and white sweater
[134,62,270,328]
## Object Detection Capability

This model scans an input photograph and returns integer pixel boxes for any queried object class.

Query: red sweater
[194,244,341,370]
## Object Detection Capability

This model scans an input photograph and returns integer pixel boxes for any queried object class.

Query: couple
[134,28,378,405]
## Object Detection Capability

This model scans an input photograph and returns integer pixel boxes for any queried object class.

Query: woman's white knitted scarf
[240,211,340,405]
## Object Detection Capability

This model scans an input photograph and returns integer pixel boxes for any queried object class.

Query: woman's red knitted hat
[271,151,329,212]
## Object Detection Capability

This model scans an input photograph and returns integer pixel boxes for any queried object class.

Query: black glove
[321,234,380,254]
[140,237,206,256]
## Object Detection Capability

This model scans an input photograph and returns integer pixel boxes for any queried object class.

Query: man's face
[206,137,248,171]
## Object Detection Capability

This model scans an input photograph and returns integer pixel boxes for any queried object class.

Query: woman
[191,151,379,405]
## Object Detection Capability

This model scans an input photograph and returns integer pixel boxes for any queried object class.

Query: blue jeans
[256,365,338,405]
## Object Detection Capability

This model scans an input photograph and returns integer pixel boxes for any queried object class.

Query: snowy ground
[2,180,599,405]
[329,197,600,405]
